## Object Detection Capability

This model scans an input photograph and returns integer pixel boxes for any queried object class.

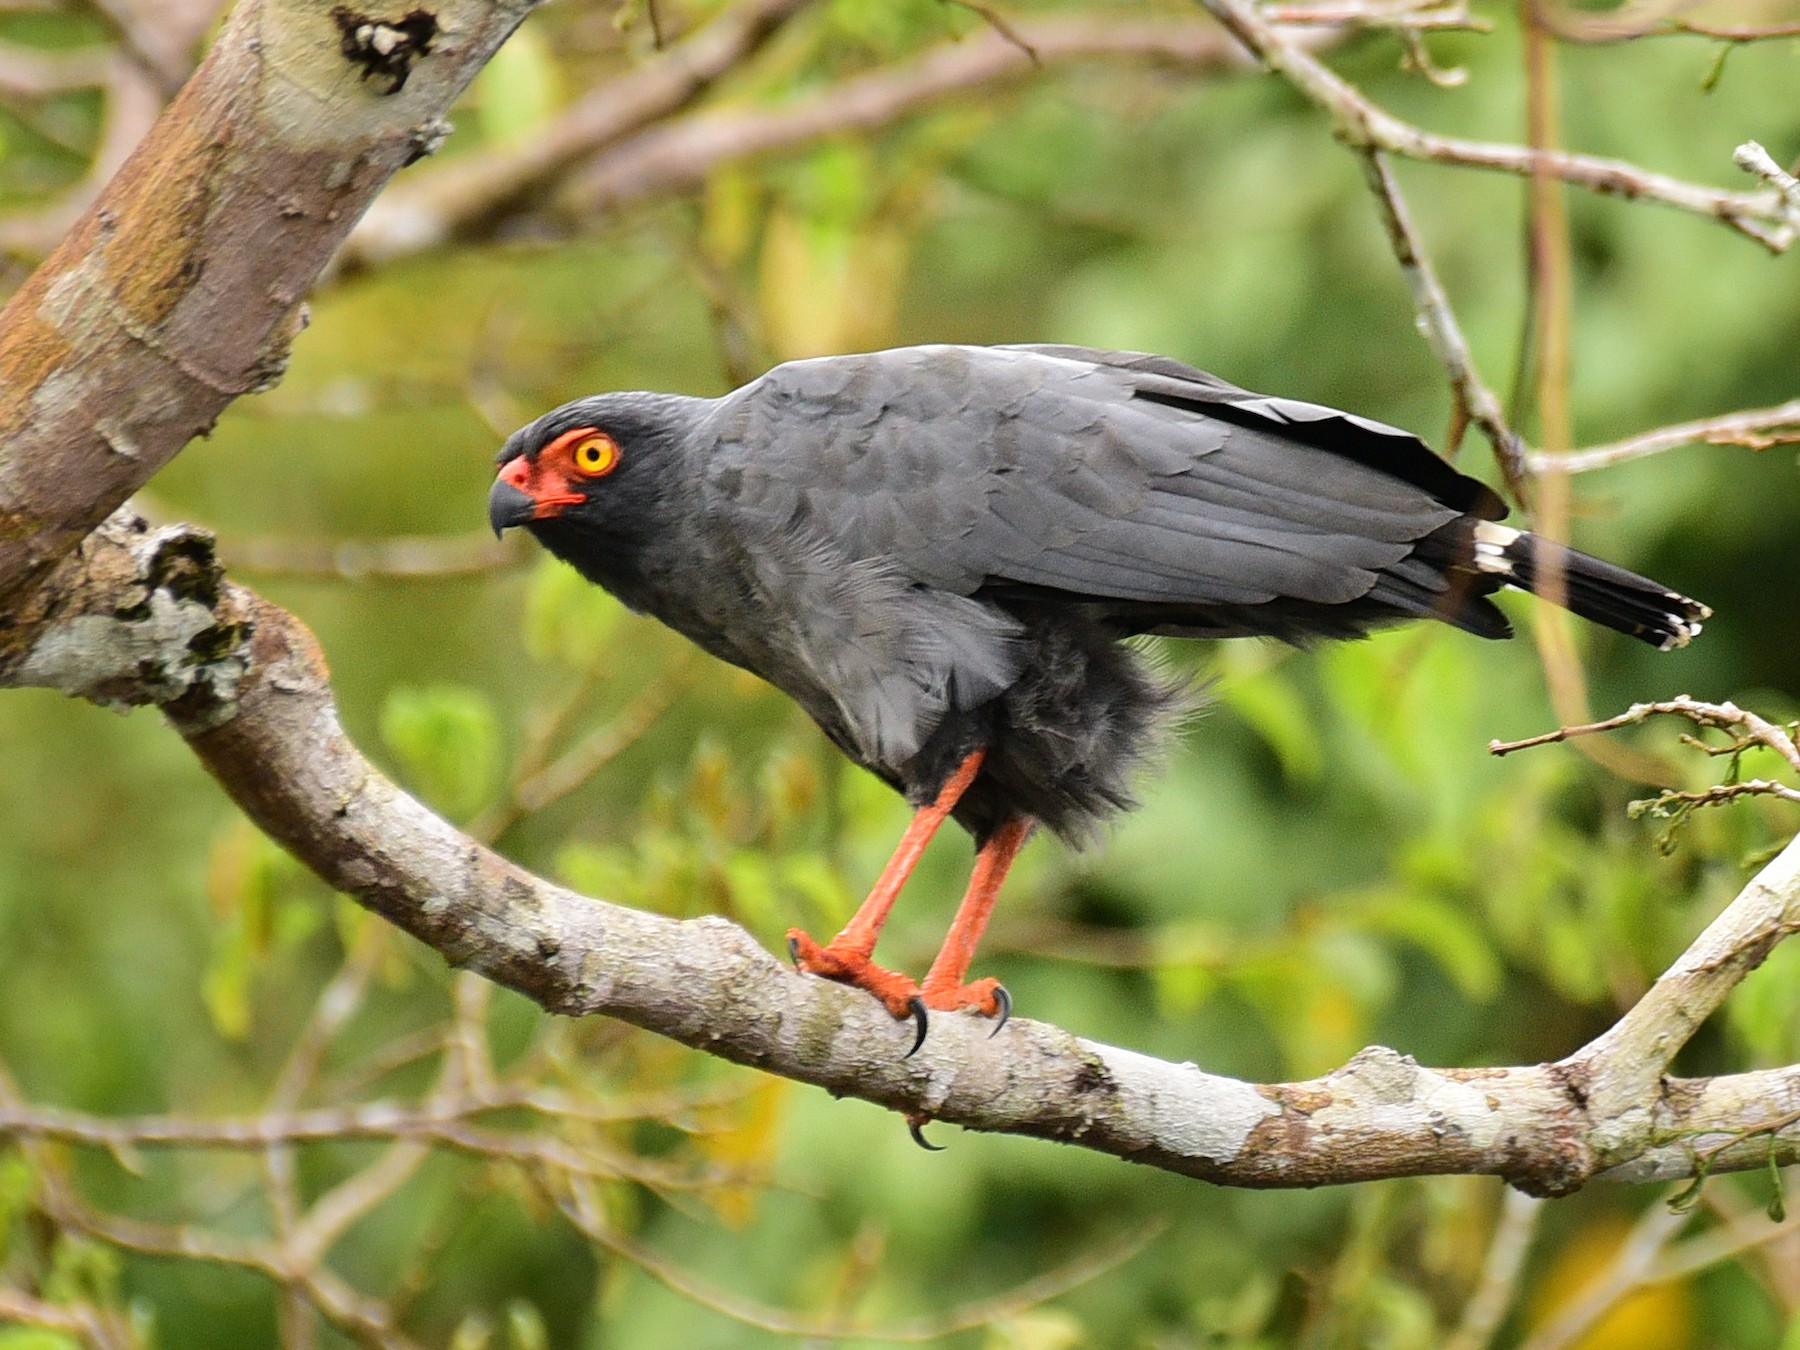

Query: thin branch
[0,52,163,257]
[342,0,815,269]
[1636,780,1800,811]
[0,1287,131,1350]
[1533,396,1800,474]
[941,0,1040,65]
[1489,697,1800,775]
[53,1203,421,1350]
[1356,147,1529,499]
[558,1181,1163,1342]
[0,42,112,95]
[1261,0,1490,32]
[1543,0,1800,46]
[560,18,1261,221]
[220,528,532,581]
[1196,0,1795,251]
[263,923,391,1350]
[1734,140,1800,247]
[471,652,697,840]
[1655,1204,1800,1281]
[1516,1201,1690,1350]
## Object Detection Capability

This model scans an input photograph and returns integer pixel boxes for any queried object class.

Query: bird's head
[488,393,704,561]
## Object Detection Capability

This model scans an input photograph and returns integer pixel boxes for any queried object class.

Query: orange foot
[787,929,929,1054]
[921,974,1011,1035]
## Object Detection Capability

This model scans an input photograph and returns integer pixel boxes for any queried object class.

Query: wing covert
[699,344,1482,614]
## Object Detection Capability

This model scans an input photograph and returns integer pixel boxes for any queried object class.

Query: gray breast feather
[734,531,1026,768]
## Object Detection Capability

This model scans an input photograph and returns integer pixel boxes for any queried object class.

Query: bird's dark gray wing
[686,344,1500,765]
[1002,343,1505,520]
[703,344,1486,608]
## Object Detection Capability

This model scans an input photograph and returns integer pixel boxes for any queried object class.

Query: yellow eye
[571,434,619,477]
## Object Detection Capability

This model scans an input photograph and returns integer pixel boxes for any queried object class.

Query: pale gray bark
[4,512,1799,1194]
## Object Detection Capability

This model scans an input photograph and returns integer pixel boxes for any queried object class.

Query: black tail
[1475,522,1709,651]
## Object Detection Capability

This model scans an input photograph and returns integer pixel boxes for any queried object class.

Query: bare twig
[221,528,532,581]
[1490,697,1800,774]
[559,1185,1163,1341]
[1516,1201,1691,1350]
[1544,0,1800,46]
[561,18,1260,220]
[1734,141,1800,248]
[0,42,111,95]
[1197,0,1795,251]
[1262,0,1490,32]
[1534,397,1800,474]
[942,0,1041,65]
[1656,1202,1800,1281]
[342,0,814,268]
[1356,148,1529,499]
[0,52,163,257]
[0,1287,131,1350]
[53,1202,422,1350]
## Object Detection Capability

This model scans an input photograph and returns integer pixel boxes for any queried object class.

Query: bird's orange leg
[919,815,1034,1027]
[787,750,986,1028]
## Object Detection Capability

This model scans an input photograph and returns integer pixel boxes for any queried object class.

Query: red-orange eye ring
[569,433,619,478]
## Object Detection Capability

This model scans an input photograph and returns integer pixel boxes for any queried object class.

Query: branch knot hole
[332,7,438,94]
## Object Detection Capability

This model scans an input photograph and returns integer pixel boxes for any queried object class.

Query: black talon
[906,1112,944,1151]
[903,996,929,1057]
[989,984,1012,1037]
[786,935,801,968]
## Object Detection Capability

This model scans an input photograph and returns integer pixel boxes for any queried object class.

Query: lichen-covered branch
[6,512,1800,1196]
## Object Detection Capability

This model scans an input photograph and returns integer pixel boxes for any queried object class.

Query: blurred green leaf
[1219,662,1324,783]
[202,823,320,1039]
[1727,938,1800,1063]
[556,840,640,906]
[0,1330,83,1350]
[450,1312,494,1350]
[986,1309,1086,1350]
[506,1301,549,1350]
[474,24,560,148]
[379,685,501,821]
[523,558,623,668]
[0,1153,35,1253]
[1356,890,1504,1003]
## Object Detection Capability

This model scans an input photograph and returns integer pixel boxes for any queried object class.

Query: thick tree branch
[8,512,1800,1197]
[0,0,542,605]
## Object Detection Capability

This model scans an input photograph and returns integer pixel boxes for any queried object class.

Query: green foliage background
[3,1,1800,1345]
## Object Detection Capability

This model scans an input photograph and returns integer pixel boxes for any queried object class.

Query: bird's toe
[784,927,923,1024]
[920,975,1011,1030]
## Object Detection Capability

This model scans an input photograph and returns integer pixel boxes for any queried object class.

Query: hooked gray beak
[487,479,536,539]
